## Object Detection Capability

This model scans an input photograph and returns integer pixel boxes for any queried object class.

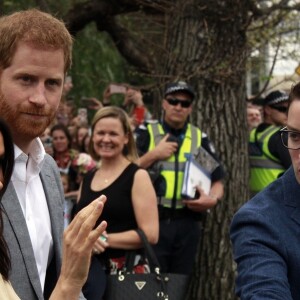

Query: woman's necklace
[98,169,113,184]
[98,160,129,184]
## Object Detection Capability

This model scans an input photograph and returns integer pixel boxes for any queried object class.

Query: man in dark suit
[0,9,85,300]
[231,82,300,299]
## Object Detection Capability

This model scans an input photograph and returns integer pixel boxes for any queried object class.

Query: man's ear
[187,103,193,114]
[264,105,272,116]
[162,99,168,111]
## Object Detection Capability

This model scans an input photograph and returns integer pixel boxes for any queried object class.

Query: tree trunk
[161,1,250,298]
[194,80,248,300]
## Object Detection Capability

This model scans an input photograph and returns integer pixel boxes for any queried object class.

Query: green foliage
[2,0,35,12]
[69,22,128,107]
[69,19,156,114]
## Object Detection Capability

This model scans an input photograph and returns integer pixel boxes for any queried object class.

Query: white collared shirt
[11,138,53,291]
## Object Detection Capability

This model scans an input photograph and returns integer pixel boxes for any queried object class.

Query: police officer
[136,81,225,275]
[249,90,291,195]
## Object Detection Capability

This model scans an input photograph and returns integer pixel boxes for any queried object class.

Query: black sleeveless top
[75,163,140,258]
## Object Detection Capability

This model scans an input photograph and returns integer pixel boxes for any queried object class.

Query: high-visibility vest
[147,123,201,208]
[249,125,285,193]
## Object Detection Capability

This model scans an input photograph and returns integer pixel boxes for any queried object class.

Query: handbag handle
[135,229,161,271]
[136,229,169,299]
[124,229,161,274]
[122,229,169,299]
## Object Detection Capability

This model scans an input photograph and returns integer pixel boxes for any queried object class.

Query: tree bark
[161,1,250,298]
[64,0,157,71]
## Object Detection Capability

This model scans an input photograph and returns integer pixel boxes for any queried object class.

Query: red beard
[0,92,56,140]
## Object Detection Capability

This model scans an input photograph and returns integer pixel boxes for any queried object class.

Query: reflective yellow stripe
[160,161,185,172]
[250,168,285,192]
[249,125,285,192]
[250,158,285,169]
[147,123,202,208]
[249,126,281,162]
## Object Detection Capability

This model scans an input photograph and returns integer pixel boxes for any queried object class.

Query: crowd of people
[37,75,157,232]
[1,6,300,300]
[41,76,225,299]
[0,8,221,300]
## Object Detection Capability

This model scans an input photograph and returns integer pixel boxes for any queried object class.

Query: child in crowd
[60,172,76,229]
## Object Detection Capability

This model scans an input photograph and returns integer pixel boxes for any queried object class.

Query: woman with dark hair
[0,119,14,199]
[0,118,108,299]
[51,123,79,192]
[0,118,14,288]
[74,125,90,151]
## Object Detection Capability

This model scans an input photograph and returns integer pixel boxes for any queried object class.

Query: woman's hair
[50,123,72,153]
[89,106,138,162]
[0,118,14,281]
[0,9,73,73]
[80,133,90,154]
[75,125,89,150]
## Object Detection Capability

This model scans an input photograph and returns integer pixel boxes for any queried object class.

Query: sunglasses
[270,105,288,113]
[166,98,192,108]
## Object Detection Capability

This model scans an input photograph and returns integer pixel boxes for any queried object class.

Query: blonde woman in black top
[76,106,159,299]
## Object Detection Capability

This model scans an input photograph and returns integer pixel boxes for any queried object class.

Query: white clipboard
[181,154,211,199]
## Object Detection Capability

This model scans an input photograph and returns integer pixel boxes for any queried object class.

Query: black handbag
[103,229,189,300]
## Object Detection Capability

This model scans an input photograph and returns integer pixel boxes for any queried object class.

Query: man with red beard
[0,9,86,300]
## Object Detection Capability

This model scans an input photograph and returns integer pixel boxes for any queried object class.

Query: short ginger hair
[0,9,73,73]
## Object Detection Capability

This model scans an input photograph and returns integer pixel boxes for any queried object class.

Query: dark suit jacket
[230,167,300,300]
[2,155,64,300]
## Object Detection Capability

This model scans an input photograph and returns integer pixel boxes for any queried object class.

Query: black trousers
[82,255,107,300]
[153,216,202,275]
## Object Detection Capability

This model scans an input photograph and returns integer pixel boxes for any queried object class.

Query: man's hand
[183,187,218,212]
[153,134,178,160]
[124,89,144,107]
[59,196,107,288]
[82,97,103,110]
[103,86,112,105]
[138,134,178,168]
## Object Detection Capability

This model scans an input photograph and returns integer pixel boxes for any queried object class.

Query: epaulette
[137,124,147,130]
[146,119,159,124]
[139,119,159,130]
